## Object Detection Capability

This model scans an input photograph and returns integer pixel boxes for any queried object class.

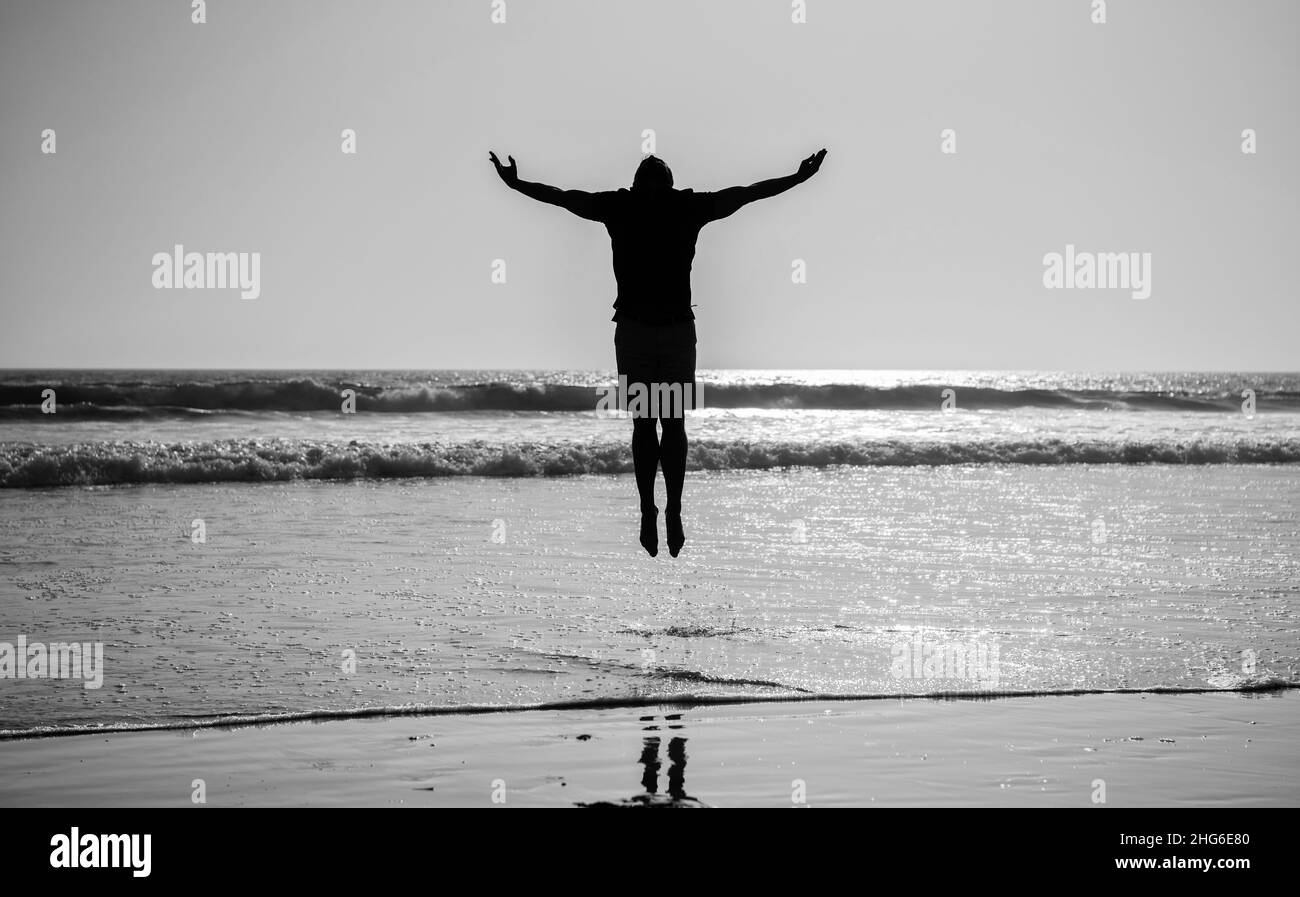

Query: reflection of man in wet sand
[576,735,706,808]
[490,149,827,558]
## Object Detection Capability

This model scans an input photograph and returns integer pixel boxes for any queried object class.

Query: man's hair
[632,155,673,191]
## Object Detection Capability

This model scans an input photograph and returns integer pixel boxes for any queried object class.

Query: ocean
[1,369,1297,738]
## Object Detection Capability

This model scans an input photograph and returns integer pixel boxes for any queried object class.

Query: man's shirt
[574,188,730,325]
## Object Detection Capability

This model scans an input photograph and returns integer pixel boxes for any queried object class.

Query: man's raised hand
[797,149,828,182]
[489,151,519,187]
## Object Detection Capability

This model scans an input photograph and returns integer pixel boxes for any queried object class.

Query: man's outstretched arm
[489,151,608,222]
[706,149,827,221]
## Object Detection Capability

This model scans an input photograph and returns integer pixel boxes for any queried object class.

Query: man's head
[632,155,673,192]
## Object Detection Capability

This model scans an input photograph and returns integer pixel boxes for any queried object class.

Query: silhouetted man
[489,149,827,557]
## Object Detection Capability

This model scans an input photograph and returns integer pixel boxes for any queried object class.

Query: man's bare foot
[640,506,659,557]
[665,508,685,558]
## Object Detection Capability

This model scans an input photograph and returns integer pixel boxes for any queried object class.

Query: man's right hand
[489,151,519,187]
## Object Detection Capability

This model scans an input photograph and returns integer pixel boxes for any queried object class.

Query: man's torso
[597,189,714,324]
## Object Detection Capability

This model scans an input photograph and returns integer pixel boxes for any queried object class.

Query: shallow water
[1,465,1296,736]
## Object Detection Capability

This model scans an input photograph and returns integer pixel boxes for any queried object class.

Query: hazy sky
[1,0,1296,370]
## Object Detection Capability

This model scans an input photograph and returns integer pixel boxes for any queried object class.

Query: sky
[1,0,1296,370]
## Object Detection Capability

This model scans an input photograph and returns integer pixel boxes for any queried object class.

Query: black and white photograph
[0,0,1296,845]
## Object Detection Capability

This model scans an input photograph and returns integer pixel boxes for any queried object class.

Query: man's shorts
[614,318,697,386]
[614,318,697,418]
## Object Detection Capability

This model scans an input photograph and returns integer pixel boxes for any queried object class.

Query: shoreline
[3,682,1295,742]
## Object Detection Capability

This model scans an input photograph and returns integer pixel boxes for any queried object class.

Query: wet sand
[1,691,1294,807]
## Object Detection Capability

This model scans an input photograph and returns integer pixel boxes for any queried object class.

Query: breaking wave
[3,436,1299,487]
[3,377,1298,416]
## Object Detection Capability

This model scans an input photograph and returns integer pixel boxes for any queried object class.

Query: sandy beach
[1,691,1293,807]
[3,461,1296,807]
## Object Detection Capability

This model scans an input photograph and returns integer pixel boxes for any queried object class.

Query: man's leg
[659,414,687,557]
[660,322,696,559]
[618,321,662,557]
[631,415,660,556]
